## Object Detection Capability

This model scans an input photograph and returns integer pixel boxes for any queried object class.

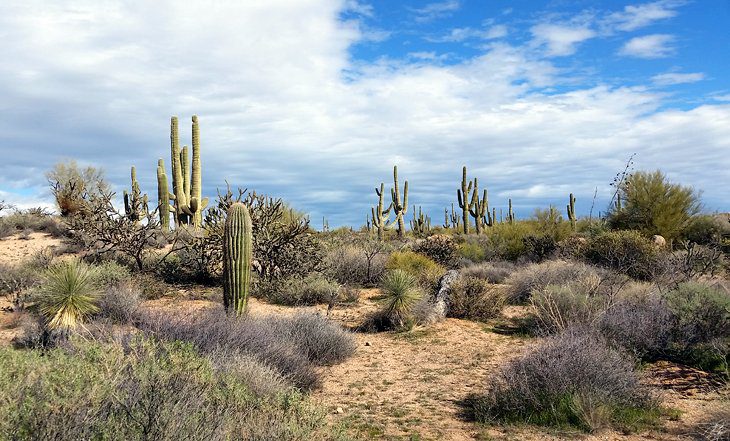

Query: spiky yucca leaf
[380,269,423,319]
[37,259,100,331]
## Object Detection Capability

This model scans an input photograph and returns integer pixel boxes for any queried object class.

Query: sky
[0,0,729,227]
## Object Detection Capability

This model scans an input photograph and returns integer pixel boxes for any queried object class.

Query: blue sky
[0,0,728,227]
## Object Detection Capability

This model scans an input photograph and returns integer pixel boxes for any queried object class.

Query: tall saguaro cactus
[390,166,408,238]
[124,166,147,222]
[168,115,208,227]
[371,183,393,240]
[469,179,488,234]
[223,203,253,316]
[457,166,474,234]
[157,159,171,231]
[567,193,577,231]
[508,199,515,224]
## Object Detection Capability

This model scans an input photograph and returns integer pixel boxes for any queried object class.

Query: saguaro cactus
[168,115,208,227]
[223,203,253,316]
[157,159,171,231]
[469,179,488,234]
[390,166,408,238]
[371,183,393,240]
[450,203,461,230]
[124,166,146,222]
[508,199,515,224]
[410,205,431,236]
[457,166,474,234]
[567,193,577,231]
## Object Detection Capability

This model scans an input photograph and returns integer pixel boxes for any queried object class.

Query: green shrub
[447,276,505,321]
[460,261,515,284]
[581,230,662,280]
[269,274,340,306]
[386,251,445,291]
[522,234,558,262]
[457,239,487,263]
[482,222,539,261]
[0,337,332,440]
[472,330,658,433]
[530,284,611,335]
[682,215,729,245]
[93,260,132,288]
[325,241,389,287]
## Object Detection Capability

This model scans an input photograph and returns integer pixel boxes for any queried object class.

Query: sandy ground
[1,234,727,440]
[0,232,64,265]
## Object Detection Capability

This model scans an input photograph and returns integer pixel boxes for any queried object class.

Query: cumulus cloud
[0,1,728,225]
[619,34,675,58]
[531,23,596,56]
[651,71,705,86]
[426,25,507,43]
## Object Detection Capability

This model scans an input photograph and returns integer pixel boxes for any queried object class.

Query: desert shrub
[136,308,354,390]
[412,234,457,266]
[96,281,141,324]
[683,215,730,245]
[608,170,701,243]
[386,251,445,292]
[482,222,540,261]
[694,407,730,441]
[46,160,109,217]
[269,312,356,366]
[447,276,505,321]
[472,330,656,432]
[581,230,662,280]
[460,261,515,284]
[664,282,730,349]
[0,337,331,440]
[600,289,675,360]
[93,260,132,288]
[530,284,613,335]
[505,260,600,304]
[35,259,100,332]
[325,241,389,286]
[0,209,68,237]
[0,261,43,310]
[661,242,725,284]
[267,274,340,306]
[522,234,558,262]
[457,237,488,263]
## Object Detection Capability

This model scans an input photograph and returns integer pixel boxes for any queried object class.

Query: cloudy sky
[1,0,728,227]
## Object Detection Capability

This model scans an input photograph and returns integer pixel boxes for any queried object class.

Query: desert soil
[0,233,727,440]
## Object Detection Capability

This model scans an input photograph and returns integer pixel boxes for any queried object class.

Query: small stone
[335,407,344,414]
[364,341,371,346]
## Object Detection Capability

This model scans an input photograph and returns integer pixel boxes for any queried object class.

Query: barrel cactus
[223,202,253,316]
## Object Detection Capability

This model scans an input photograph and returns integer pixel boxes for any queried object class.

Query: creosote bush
[386,251,445,292]
[460,261,515,284]
[96,281,141,324]
[447,276,505,321]
[267,274,340,306]
[581,230,663,281]
[472,329,657,433]
[324,242,389,287]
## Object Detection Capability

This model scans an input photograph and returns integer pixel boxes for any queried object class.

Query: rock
[652,235,667,248]
[364,341,371,346]
[335,407,344,414]
[432,269,460,320]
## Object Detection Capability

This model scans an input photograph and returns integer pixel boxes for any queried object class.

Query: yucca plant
[379,269,423,328]
[36,259,100,332]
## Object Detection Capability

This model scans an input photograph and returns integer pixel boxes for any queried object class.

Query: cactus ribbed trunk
[157,159,170,231]
[391,166,408,238]
[567,193,576,231]
[457,166,474,234]
[372,183,392,241]
[223,203,253,316]
[190,115,205,227]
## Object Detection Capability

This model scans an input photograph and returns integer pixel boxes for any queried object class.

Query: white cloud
[651,72,705,86]
[426,25,507,43]
[531,23,596,56]
[410,0,460,23]
[604,0,683,32]
[712,94,730,102]
[619,34,675,58]
[0,1,728,225]
[343,0,374,17]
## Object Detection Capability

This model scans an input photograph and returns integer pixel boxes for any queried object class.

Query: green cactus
[508,199,515,224]
[469,179,488,234]
[410,205,431,236]
[443,207,450,229]
[450,203,461,230]
[124,166,146,222]
[567,193,577,231]
[223,202,253,316]
[157,159,171,231]
[457,166,473,234]
[390,166,408,238]
[167,115,207,227]
[371,183,393,240]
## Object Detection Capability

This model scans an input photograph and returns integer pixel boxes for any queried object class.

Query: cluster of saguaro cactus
[223,202,252,316]
[163,115,208,228]
[390,166,408,238]
[457,166,493,234]
[124,166,148,222]
[567,193,576,230]
[410,205,431,236]
[371,183,393,240]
